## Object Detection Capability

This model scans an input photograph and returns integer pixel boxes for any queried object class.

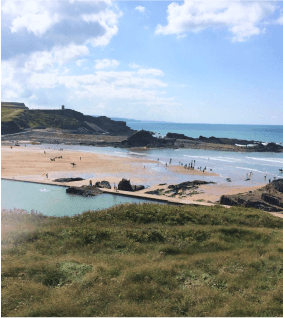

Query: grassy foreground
[2,204,283,317]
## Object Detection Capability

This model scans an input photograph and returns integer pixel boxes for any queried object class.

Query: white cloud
[135,6,145,13]
[95,59,120,70]
[276,15,283,25]
[3,1,60,36]
[137,69,164,76]
[155,1,277,42]
[76,59,87,67]
[2,0,122,61]
[24,44,89,71]
[29,94,38,100]
[82,8,123,47]
[129,63,141,69]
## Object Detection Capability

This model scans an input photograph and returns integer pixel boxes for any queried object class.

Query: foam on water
[39,188,50,192]
[246,157,283,165]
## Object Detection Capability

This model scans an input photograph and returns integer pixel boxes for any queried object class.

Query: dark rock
[118,178,134,191]
[121,130,176,148]
[220,179,283,212]
[133,185,145,191]
[117,178,145,192]
[66,185,102,197]
[272,179,283,193]
[146,189,163,195]
[261,193,281,206]
[95,180,111,189]
[168,180,215,192]
[165,132,195,140]
[121,130,156,147]
[53,177,84,182]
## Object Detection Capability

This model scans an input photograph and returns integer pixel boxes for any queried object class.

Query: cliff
[1,108,134,136]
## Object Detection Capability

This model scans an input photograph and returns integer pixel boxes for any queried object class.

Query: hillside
[1,108,134,136]
[2,204,283,317]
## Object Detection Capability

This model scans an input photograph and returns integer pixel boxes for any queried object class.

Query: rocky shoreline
[2,127,283,153]
[220,179,283,212]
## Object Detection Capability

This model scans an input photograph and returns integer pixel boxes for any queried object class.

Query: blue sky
[1,0,283,124]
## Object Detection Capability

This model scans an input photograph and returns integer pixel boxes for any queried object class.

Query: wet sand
[1,145,265,206]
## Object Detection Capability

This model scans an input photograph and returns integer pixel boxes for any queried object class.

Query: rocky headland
[2,105,282,152]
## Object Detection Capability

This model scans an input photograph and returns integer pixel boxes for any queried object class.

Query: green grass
[2,204,283,317]
[1,108,25,122]
[22,110,80,128]
[1,108,80,129]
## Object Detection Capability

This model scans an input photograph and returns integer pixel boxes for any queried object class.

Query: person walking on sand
[46,173,48,179]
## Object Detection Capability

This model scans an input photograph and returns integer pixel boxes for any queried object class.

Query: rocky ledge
[53,177,85,182]
[146,180,215,197]
[220,179,283,212]
[66,185,103,197]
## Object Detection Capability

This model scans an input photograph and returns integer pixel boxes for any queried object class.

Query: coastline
[2,128,283,153]
[1,145,266,206]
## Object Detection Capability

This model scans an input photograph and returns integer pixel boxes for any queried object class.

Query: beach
[1,145,265,205]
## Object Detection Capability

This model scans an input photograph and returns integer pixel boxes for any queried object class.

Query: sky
[1,0,283,125]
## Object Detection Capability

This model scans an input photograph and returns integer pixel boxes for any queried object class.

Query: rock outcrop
[66,185,102,197]
[53,177,84,182]
[165,132,195,140]
[117,178,145,192]
[121,130,176,148]
[95,180,111,189]
[145,180,215,197]
[220,179,283,212]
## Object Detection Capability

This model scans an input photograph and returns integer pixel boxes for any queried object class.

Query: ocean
[125,122,283,144]
[2,122,283,216]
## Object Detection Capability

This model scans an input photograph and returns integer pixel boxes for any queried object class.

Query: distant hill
[1,107,134,136]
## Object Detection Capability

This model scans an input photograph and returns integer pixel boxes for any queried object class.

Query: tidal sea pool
[1,180,161,217]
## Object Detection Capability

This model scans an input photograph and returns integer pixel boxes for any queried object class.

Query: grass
[22,110,80,128]
[1,108,80,129]
[1,108,25,122]
[2,204,283,317]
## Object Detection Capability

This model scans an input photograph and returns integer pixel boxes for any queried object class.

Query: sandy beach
[1,145,266,206]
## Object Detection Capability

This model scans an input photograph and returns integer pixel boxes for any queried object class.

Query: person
[80,157,81,160]
[46,173,48,178]
[89,180,92,186]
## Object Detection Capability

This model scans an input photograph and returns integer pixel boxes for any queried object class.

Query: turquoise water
[1,180,160,217]
[125,122,283,144]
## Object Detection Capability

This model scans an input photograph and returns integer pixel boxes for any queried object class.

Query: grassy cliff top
[2,203,283,317]
[1,108,80,129]
[1,108,25,122]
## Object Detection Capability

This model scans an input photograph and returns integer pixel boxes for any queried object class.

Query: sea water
[125,122,283,144]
